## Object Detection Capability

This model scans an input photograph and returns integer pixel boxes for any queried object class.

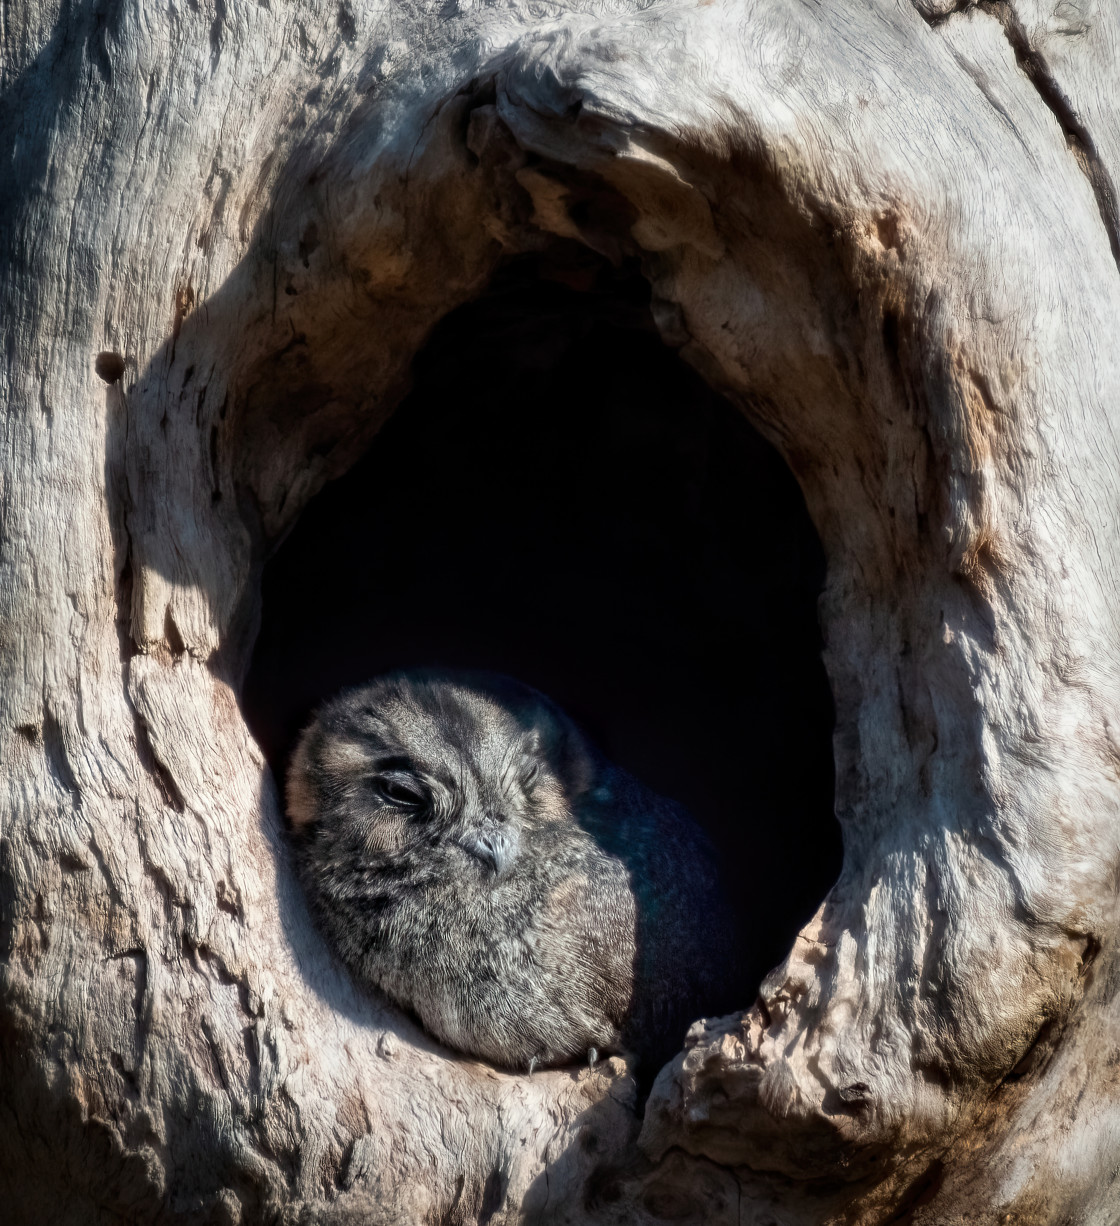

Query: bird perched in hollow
[287,670,741,1074]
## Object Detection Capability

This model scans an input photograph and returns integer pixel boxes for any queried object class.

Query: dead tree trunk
[3,1,1119,1222]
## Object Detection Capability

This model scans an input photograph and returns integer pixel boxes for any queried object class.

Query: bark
[3,1,1119,1223]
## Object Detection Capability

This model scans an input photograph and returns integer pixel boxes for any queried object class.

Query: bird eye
[374,775,427,809]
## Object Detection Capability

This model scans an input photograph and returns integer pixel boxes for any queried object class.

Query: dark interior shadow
[243,248,842,998]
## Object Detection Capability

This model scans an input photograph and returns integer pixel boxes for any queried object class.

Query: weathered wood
[2,1,1119,1222]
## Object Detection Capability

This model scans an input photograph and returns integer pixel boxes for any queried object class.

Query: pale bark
[2,1,1119,1223]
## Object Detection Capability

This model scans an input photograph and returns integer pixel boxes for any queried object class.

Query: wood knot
[94,351,126,384]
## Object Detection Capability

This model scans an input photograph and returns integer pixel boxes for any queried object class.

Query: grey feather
[287,670,741,1073]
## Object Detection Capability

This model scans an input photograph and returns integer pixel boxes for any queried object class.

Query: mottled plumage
[288,670,739,1072]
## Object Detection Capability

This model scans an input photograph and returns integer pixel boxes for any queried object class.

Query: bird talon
[588,1046,598,1069]
[528,1055,538,1076]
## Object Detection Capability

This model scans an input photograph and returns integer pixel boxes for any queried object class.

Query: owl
[287,670,740,1073]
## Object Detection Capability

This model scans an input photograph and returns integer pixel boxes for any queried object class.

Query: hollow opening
[243,247,841,996]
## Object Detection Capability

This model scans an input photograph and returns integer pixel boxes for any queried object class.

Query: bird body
[288,671,739,1072]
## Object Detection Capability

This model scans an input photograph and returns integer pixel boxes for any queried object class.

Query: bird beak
[458,827,518,877]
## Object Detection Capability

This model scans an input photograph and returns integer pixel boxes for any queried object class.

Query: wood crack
[983,0,1120,271]
[923,0,1120,274]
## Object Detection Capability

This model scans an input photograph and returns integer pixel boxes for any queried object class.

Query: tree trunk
[3,1,1119,1222]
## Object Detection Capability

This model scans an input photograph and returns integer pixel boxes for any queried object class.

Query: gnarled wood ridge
[2,1,1119,1221]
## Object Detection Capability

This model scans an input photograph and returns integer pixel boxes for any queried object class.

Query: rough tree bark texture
[2,0,1119,1222]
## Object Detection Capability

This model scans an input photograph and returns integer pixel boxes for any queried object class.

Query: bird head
[286,669,596,882]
